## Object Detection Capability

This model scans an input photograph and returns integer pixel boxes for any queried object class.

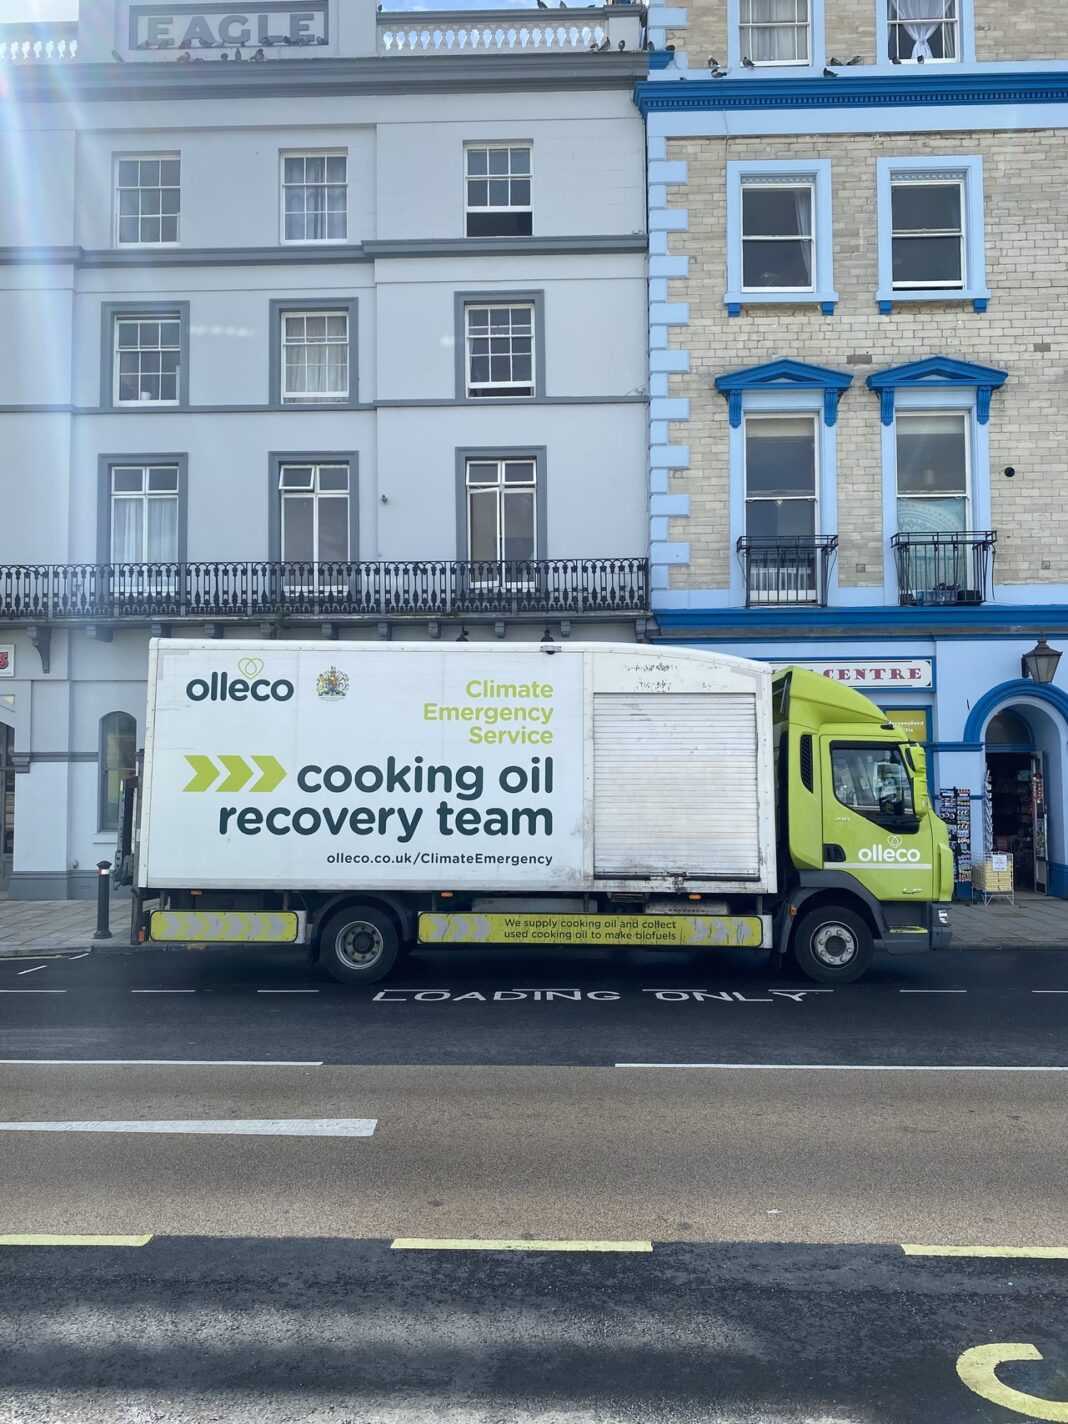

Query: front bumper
[881,901,952,954]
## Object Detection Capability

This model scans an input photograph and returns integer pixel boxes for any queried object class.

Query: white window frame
[280,151,348,245]
[727,0,824,69]
[114,153,180,248]
[875,156,988,312]
[464,143,533,238]
[278,462,352,565]
[739,0,811,67]
[894,408,972,527]
[889,175,966,291]
[113,314,183,407]
[281,310,350,405]
[464,302,536,399]
[877,0,974,66]
[742,411,821,604]
[740,179,816,294]
[725,160,837,314]
[878,389,991,602]
[465,457,539,567]
[109,464,181,564]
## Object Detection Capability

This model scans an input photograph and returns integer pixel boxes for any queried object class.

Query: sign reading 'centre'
[130,3,328,50]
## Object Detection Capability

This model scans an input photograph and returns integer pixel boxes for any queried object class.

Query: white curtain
[111,498,142,563]
[748,0,807,62]
[794,187,813,285]
[890,0,950,61]
[146,497,178,562]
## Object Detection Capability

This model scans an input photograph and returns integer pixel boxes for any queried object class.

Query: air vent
[799,734,814,792]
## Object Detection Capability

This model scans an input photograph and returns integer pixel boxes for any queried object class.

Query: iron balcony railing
[891,531,996,606]
[736,535,838,608]
[0,559,649,623]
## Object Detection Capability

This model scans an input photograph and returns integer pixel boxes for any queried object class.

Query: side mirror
[906,745,927,778]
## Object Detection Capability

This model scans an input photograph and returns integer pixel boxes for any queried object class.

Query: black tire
[791,906,874,984]
[318,905,400,985]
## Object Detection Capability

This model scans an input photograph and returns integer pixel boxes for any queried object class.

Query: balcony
[736,535,838,608]
[0,559,649,627]
[891,531,996,607]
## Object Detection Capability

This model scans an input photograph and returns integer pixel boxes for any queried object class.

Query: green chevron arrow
[217,755,254,793]
[250,755,286,793]
[183,755,219,793]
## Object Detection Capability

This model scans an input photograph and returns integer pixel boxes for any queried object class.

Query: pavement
[0,945,1066,1421]
[0,888,1065,953]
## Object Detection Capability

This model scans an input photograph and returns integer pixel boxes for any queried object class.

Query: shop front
[655,626,1068,902]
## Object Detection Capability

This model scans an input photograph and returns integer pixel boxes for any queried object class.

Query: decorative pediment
[866,357,1008,425]
[714,359,853,429]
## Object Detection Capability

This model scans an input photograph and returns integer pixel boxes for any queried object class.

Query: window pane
[488,180,510,207]
[160,216,179,243]
[146,496,178,561]
[504,462,536,484]
[282,497,314,562]
[141,159,161,187]
[469,490,498,560]
[502,491,536,560]
[891,183,961,233]
[897,495,967,533]
[745,417,817,496]
[112,468,144,493]
[510,179,531,208]
[101,713,137,832]
[831,746,913,819]
[896,413,967,495]
[148,466,179,492]
[467,149,488,177]
[280,465,314,489]
[742,238,813,288]
[510,148,531,175]
[317,499,349,562]
[118,216,140,244]
[466,463,499,485]
[111,498,143,561]
[892,235,963,286]
[318,466,349,492]
[746,498,815,537]
[326,156,346,182]
[488,148,510,175]
[160,159,180,187]
[742,186,811,237]
[117,159,139,186]
[284,156,303,182]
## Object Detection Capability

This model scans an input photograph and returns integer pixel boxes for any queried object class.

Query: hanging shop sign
[0,646,12,678]
[130,3,329,52]
[777,659,933,690]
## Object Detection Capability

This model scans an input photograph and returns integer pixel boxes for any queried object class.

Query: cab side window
[831,745,914,826]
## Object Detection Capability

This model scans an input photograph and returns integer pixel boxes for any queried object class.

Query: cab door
[821,740,935,900]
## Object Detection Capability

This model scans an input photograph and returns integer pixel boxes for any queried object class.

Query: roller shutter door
[593,693,761,878]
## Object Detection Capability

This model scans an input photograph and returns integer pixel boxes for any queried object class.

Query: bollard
[93,860,113,941]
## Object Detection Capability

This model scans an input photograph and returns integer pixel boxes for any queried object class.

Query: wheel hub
[812,923,857,968]
[337,922,383,968]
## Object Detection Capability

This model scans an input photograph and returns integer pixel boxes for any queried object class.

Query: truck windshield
[831,745,915,826]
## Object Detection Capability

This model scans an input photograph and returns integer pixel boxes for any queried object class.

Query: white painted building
[0,0,650,898]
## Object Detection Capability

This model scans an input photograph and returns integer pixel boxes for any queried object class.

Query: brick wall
[662,129,1068,592]
[667,2,1065,67]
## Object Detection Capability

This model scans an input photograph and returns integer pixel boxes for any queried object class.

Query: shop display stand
[938,786,973,901]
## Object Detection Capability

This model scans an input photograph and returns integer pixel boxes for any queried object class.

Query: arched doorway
[984,706,1052,894]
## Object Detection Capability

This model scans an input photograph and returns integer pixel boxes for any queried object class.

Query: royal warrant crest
[316,666,350,700]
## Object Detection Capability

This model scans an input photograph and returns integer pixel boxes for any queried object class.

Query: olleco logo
[859,835,922,864]
[186,664,294,704]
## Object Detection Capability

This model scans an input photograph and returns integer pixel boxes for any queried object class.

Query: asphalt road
[0,945,1066,1422]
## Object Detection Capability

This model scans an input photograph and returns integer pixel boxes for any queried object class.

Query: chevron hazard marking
[182,756,286,793]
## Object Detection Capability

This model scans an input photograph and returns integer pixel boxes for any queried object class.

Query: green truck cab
[774,667,954,982]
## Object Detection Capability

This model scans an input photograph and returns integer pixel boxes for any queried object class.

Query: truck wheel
[318,906,400,985]
[791,907,873,984]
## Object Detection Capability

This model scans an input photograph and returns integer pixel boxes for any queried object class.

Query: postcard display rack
[938,787,973,899]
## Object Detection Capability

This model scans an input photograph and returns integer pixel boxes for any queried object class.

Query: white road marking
[1033,990,1068,994]
[0,1117,376,1137]
[899,989,967,994]
[257,989,320,994]
[0,1058,324,1067]
[615,1063,1068,1071]
[391,1238,652,1253]
[16,965,47,976]
[130,989,196,994]
[0,989,66,994]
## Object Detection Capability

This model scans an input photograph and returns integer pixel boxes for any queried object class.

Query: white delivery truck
[123,639,952,984]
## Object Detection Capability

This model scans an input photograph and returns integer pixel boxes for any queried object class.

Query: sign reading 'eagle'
[130,3,329,51]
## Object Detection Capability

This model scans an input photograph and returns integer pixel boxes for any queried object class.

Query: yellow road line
[0,1234,153,1248]
[903,1244,1068,1259]
[391,1238,653,1253]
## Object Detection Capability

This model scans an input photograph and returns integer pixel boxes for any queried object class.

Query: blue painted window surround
[714,360,852,606]
[726,0,826,74]
[725,159,837,316]
[867,357,1006,601]
[875,155,989,313]
[875,0,975,67]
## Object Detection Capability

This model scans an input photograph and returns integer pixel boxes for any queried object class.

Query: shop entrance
[984,709,1047,894]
